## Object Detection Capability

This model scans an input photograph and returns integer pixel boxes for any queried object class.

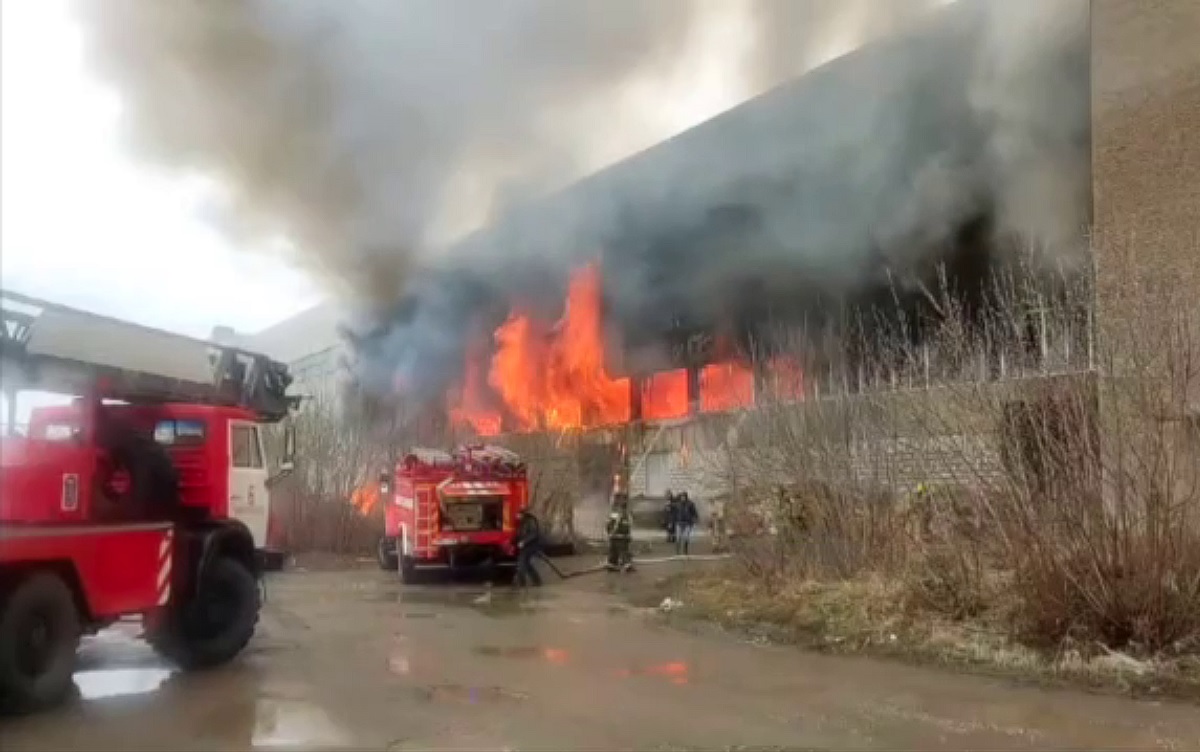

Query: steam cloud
[77,0,1090,404]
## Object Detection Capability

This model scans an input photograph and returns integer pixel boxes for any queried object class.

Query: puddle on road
[413,683,529,705]
[379,587,554,618]
[251,699,352,749]
[74,667,175,700]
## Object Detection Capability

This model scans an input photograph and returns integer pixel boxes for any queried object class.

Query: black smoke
[348,0,1092,404]
[76,0,1091,413]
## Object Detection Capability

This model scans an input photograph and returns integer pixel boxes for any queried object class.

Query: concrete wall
[1091,0,1200,503]
[1092,0,1200,377]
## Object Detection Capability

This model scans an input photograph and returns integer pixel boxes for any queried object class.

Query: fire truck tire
[377,536,399,572]
[149,557,259,670]
[0,572,81,715]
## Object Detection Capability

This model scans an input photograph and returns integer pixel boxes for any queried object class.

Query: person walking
[514,508,544,587]
[675,492,698,556]
[663,489,678,544]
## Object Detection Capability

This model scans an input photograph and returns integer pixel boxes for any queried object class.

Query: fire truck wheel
[377,536,399,572]
[150,557,259,670]
[0,573,81,715]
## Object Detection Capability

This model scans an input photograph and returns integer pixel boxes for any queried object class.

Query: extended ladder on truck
[0,289,298,715]
[0,289,295,425]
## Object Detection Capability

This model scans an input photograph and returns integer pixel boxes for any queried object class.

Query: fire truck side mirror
[280,421,297,473]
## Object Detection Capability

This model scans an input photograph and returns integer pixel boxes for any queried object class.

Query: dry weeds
[687,248,1200,695]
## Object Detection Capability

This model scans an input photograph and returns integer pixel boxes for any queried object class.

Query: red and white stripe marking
[156,529,174,606]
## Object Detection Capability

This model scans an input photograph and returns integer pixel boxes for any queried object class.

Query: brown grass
[678,567,1200,698]
[691,247,1200,692]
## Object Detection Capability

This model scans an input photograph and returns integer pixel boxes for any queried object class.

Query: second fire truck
[375,444,530,583]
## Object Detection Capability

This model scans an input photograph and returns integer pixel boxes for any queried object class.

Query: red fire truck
[0,291,298,714]
[375,444,530,583]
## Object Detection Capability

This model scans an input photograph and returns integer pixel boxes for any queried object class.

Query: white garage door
[642,452,671,498]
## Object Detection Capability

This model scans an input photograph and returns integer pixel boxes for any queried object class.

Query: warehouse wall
[1092,0,1200,368]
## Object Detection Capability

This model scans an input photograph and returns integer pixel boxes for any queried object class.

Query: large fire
[641,369,688,421]
[448,339,502,436]
[700,361,755,412]
[452,262,630,434]
[449,262,804,435]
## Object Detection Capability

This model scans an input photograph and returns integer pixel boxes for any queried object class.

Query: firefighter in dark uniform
[606,494,634,572]
[664,489,679,544]
[514,508,543,587]
[675,492,699,556]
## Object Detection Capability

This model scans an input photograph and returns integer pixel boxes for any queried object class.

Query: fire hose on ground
[534,551,732,580]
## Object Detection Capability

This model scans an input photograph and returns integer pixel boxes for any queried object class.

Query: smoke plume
[76,0,1090,404]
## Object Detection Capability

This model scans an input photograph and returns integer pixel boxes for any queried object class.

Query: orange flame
[641,369,689,421]
[699,361,755,412]
[455,261,631,433]
[448,343,502,436]
[351,481,380,516]
[449,261,794,431]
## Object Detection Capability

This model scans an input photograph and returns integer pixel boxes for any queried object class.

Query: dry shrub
[721,248,1200,658]
[270,479,381,554]
[1014,539,1200,651]
[904,544,990,621]
[264,390,404,555]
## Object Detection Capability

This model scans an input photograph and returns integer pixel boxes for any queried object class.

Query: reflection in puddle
[473,644,571,666]
[252,699,352,749]
[389,654,412,675]
[74,667,174,700]
[616,661,691,686]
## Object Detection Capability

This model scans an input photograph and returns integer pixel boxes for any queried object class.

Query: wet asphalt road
[4,562,1200,751]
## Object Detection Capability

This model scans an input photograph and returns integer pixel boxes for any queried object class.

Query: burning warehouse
[345,0,1092,443]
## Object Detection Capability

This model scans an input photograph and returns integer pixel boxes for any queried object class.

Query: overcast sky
[1,0,323,340]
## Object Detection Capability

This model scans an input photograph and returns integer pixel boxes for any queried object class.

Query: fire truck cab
[376,444,529,583]
[0,291,298,714]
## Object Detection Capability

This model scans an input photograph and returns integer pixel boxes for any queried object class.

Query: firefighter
[606,494,634,572]
[514,508,544,587]
[663,489,678,544]
[675,492,699,556]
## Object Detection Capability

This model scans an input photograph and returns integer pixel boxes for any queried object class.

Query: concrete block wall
[625,390,1010,504]
[847,434,1004,493]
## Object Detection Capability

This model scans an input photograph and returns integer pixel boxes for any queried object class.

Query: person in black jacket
[663,490,678,544]
[513,509,543,587]
[675,492,699,556]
